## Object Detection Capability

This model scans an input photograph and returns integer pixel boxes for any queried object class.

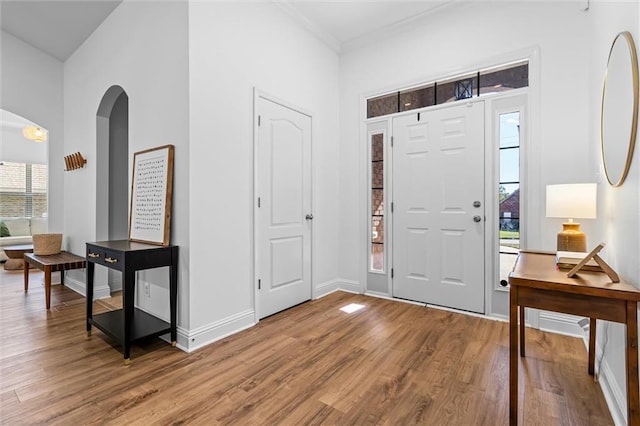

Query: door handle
[473,215,482,223]
[305,214,314,220]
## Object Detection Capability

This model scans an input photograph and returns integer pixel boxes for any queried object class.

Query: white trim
[62,273,111,300]
[366,292,427,307]
[339,278,361,294]
[273,2,341,54]
[596,353,626,426]
[426,303,505,321]
[579,327,626,426]
[254,89,313,119]
[252,88,259,324]
[364,290,394,299]
[175,310,256,353]
[537,311,583,337]
[341,2,462,54]
[315,278,341,298]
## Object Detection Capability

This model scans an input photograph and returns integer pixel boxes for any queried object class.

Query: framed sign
[129,144,174,246]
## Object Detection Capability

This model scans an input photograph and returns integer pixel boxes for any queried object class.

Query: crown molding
[274,1,342,54]
[341,1,460,54]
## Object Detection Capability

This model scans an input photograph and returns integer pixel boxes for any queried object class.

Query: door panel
[393,102,485,313]
[257,96,311,319]
[270,237,303,288]
[271,121,303,226]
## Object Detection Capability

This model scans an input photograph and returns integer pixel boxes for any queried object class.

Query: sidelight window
[498,112,521,287]
[370,133,385,272]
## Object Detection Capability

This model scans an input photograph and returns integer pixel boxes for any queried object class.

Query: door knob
[305,214,314,220]
[473,215,482,223]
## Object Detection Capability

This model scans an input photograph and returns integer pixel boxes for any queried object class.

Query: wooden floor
[0,268,613,425]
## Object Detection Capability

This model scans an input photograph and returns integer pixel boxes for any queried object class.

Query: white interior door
[392,101,485,313]
[256,95,312,319]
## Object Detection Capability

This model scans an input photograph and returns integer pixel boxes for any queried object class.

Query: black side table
[86,240,178,364]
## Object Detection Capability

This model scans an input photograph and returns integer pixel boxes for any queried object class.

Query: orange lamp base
[557,222,587,252]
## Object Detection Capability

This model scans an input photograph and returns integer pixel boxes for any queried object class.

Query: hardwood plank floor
[0,268,613,425]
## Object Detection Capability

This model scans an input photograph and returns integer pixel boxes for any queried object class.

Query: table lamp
[546,183,597,252]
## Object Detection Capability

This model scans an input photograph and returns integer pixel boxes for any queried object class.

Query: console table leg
[520,306,525,357]
[510,287,518,426]
[626,302,640,424]
[23,257,29,291]
[170,247,178,346]
[589,318,596,376]
[44,266,52,309]
[123,266,135,363]
[86,262,94,335]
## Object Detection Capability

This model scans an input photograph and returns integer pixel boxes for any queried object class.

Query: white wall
[588,2,640,423]
[338,1,594,316]
[1,31,63,230]
[188,2,340,348]
[62,0,190,327]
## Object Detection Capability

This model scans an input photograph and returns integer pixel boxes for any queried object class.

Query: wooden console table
[86,240,178,364]
[24,251,86,309]
[509,250,640,425]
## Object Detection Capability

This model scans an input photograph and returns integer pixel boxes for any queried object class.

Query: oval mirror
[601,31,639,187]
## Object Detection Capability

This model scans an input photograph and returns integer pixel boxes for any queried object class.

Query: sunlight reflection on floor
[340,303,365,314]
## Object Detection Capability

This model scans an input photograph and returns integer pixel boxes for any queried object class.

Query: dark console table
[86,240,178,364]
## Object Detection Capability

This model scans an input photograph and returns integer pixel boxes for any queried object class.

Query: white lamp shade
[546,183,597,219]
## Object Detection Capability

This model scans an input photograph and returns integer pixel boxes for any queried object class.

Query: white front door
[256,95,312,319]
[392,101,485,313]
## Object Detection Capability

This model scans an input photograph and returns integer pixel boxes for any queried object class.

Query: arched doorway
[0,109,49,262]
[96,86,129,291]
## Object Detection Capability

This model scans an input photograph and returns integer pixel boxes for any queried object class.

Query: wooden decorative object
[64,152,87,171]
[128,145,174,246]
[566,242,620,282]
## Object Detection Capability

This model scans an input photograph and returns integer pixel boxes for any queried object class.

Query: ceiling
[0,1,452,61]
[1,1,122,61]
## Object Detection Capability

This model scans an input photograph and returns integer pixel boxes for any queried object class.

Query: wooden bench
[24,251,86,309]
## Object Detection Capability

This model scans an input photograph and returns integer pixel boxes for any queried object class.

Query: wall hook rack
[64,152,87,171]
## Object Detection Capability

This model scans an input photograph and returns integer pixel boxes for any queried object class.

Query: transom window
[367,62,528,118]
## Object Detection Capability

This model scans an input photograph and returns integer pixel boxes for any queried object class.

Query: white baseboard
[177,309,256,352]
[315,278,362,298]
[364,290,392,299]
[538,311,583,337]
[315,278,341,297]
[579,329,626,426]
[597,355,626,426]
[63,275,111,300]
[109,279,122,292]
[337,278,361,293]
